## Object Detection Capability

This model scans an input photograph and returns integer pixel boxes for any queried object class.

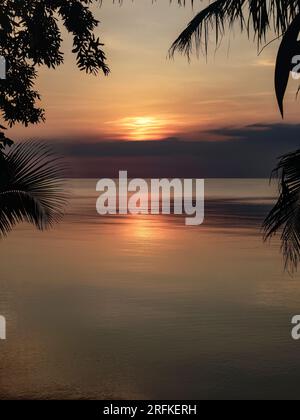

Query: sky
[8,0,300,177]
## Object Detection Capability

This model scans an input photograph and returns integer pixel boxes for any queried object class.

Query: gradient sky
[7,1,300,177]
[8,0,300,141]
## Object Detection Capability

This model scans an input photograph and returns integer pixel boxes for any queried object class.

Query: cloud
[52,123,300,178]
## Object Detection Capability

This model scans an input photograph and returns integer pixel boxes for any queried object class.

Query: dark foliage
[263,150,300,273]
[0,141,67,236]
[166,0,300,117]
[0,0,109,129]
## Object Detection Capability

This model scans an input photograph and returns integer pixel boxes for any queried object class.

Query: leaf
[0,133,14,149]
[0,141,67,237]
[263,149,300,273]
[275,14,300,118]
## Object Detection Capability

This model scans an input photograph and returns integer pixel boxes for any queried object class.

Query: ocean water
[0,178,300,400]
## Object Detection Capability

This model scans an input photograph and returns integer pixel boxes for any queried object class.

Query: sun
[117,116,169,141]
[134,117,155,126]
[107,115,179,140]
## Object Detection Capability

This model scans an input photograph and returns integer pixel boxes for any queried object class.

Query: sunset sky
[8,0,300,177]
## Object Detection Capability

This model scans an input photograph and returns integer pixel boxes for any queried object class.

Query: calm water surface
[0,179,300,400]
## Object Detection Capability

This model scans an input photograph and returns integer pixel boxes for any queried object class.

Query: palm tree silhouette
[167,0,300,272]
[0,0,107,238]
[262,149,300,272]
[0,141,66,237]
[169,0,300,118]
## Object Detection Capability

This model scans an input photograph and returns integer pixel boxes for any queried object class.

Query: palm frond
[263,149,300,273]
[166,1,300,115]
[0,141,67,237]
[169,0,300,58]
[275,14,300,117]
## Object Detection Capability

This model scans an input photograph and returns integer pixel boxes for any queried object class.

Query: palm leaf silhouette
[168,0,300,56]
[275,14,300,118]
[167,0,300,116]
[0,141,67,237]
[263,150,300,273]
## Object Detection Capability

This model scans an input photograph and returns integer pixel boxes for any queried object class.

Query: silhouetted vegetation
[0,1,108,234]
[0,142,67,237]
[263,150,300,273]
[166,0,300,117]
[0,0,109,144]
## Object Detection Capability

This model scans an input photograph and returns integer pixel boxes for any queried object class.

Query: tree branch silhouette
[0,0,109,137]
